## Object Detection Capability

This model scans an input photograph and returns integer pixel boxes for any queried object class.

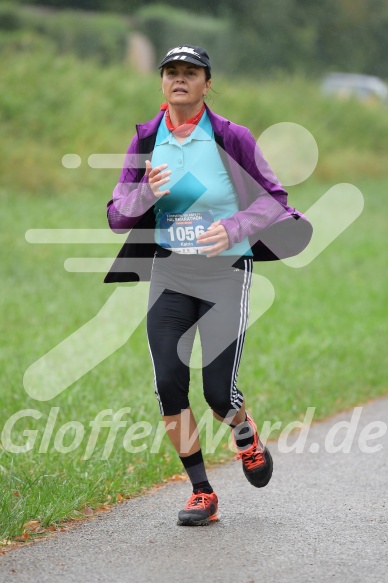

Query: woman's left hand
[196,220,230,257]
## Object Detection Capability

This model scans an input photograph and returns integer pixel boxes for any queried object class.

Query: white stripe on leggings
[229,258,252,408]
[231,259,252,403]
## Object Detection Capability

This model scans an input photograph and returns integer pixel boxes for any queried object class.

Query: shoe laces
[232,412,266,470]
[186,492,212,509]
[236,427,266,470]
[236,442,266,470]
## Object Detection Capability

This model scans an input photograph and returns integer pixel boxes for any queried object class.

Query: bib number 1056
[167,224,205,242]
[158,210,214,253]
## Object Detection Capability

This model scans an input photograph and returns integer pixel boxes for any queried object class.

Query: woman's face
[161,61,211,108]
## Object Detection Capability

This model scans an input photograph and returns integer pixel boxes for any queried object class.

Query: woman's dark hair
[160,66,211,81]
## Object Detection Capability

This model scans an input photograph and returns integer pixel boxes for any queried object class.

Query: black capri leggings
[146,246,253,418]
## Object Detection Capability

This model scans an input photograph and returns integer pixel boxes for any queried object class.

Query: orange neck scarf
[160,102,206,138]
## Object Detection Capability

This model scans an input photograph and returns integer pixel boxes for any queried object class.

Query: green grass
[1,177,387,541]
[1,42,388,199]
[0,44,387,542]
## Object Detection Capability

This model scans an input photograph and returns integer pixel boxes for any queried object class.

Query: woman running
[106,45,305,526]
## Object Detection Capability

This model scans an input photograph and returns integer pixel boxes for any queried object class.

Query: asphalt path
[1,396,387,583]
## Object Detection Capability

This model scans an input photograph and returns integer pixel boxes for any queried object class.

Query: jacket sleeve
[106,134,159,233]
[219,128,288,247]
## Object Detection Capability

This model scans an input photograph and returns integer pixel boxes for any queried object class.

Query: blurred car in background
[321,73,388,104]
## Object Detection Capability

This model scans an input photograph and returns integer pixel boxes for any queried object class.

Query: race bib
[159,211,214,254]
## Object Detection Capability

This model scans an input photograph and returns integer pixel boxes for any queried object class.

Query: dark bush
[0,3,132,65]
[135,3,231,75]
[0,2,22,30]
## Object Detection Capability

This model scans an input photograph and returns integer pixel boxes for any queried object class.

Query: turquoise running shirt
[151,110,252,257]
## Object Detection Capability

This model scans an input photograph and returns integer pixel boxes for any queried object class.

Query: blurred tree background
[1,0,387,77]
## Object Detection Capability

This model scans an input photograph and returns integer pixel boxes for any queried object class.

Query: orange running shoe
[233,412,273,488]
[177,491,219,526]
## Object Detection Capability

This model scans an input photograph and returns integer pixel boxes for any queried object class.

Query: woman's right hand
[145,160,171,198]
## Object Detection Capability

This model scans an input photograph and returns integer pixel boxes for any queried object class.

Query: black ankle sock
[233,414,255,449]
[179,450,213,494]
[192,480,213,494]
